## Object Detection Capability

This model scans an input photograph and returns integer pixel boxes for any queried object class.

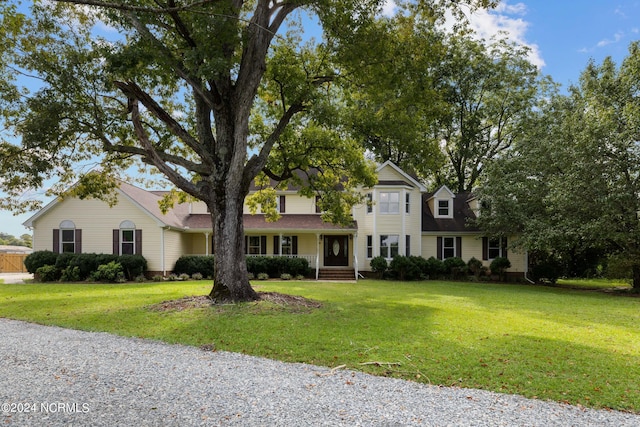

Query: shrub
[118,255,148,281]
[280,273,292,280]
[191,273,203,280]
[36,265,60,282]
[467,257,484,279]
[443,257,467,279]
[167,274,179,281]
[295,274,305,280]
[490,257,512,281]
[152,275,164,282]
[54,253,76,272]
[246,256,310,277]
[173,255,214,278]
[257,272,269,280]
[60,266,81,282]
[530,253,563,284]
[179,273,191,281]
[92,261,125,283]
[370,256,388,275]
[24,251,58,274]
[423,257,445,279]
[389,255,421,281]
[135,275,147,283]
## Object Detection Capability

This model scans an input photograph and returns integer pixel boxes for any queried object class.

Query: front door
[324,235,349,266]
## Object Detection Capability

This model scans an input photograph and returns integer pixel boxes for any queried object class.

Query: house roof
[422,191,479,233]
[184,214,356,233]
[376,161,428,192]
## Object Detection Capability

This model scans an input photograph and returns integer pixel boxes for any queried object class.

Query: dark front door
[324,235,349,266]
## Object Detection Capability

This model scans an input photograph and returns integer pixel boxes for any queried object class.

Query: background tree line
[0,232,32,248]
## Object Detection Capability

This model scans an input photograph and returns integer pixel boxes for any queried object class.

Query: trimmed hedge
[173,255,311,279]
[24,251,147,282]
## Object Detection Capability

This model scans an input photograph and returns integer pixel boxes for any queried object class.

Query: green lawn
[1,279,639,413]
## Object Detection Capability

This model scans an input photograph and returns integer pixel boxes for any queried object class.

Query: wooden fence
[0,253,29,273]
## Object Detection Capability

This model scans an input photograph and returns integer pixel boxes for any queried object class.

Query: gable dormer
[429,185,456,219]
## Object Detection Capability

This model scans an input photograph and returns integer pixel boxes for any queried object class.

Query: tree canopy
[477,41,640,288]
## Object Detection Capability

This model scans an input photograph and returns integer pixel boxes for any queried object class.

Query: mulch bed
[148,291,322,312]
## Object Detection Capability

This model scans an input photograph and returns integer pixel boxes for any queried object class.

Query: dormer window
[438,200,450,216]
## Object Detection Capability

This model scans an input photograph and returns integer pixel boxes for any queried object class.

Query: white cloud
[596,31,624,47]
[380,0,397,18]
[464,1,545,69]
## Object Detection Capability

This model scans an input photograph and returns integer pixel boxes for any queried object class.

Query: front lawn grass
[1,279,639,413]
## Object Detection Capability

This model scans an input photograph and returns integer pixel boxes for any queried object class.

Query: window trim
[436,199,452,218]
[380,234,400,259]
[366,235,373,258]
[379,192,400,215]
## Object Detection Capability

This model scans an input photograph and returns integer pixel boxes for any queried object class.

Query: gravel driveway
[1,318,638,426]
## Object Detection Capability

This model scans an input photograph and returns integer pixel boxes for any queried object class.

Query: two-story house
[23,161,527,279]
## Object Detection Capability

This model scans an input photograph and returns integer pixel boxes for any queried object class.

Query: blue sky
[1,0,639,237]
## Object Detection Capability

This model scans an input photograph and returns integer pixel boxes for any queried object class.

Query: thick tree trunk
[208,189,259,302]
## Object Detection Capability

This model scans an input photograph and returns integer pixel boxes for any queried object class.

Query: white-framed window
[379,192,400,214]
[276,195,286,213]
[405,235,411,256]
[442,236,456,259]
[119,220,136,255]
[281,236,293,255]
[366,193,373,214]
[380,234,399,259]
[366,235,373,258]
[437,199,451,217]
[59,220,76,253]
[247,236,263,255]
[486,237,507,260]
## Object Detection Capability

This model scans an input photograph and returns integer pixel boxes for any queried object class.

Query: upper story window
[60,220,76,253]
[366,193,373,214]
[405,193,410,214]
[379,192,399,214]
[276,195,286,213]
[437,199,450,217]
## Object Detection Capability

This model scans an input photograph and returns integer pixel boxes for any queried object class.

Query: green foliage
[24,250,58,274]
[0,232,32,247]
[490,257,512,281]
[173,256,215,278]
[91,261,125,283]
[467,257,484,279]
[280,273,292,281]
[477,41,640,288]
[389,255,422,281]
[60,266,80,282]
[35,265,59,282]
[422,256,445,278]
[257,273,269,280]
[529,252,563,284]
[369,256,388,274]
[118,255,148,281]
[443,257,467,279]
[245,256,310,278]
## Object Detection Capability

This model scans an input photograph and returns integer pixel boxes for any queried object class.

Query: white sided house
[23,161,527,280]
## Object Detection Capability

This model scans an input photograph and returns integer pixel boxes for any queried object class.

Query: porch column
[353,232,359,280]
[279,232,283,256]
[204,232,210,256]
[316,233,321,280]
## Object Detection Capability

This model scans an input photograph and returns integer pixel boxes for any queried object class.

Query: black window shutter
[75,229,82,254]
[502,236,508,259]
[113,229,119,255]
[482,237,488,260]
[244,236,248,255]
[260,236,267,255]
[456,237,462,258]
[135,230,142,255]
[53,229,60,254]
[273,236,279,255]
[279,195,286,213]
[436,237,443,260]
[292,236,298,255]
